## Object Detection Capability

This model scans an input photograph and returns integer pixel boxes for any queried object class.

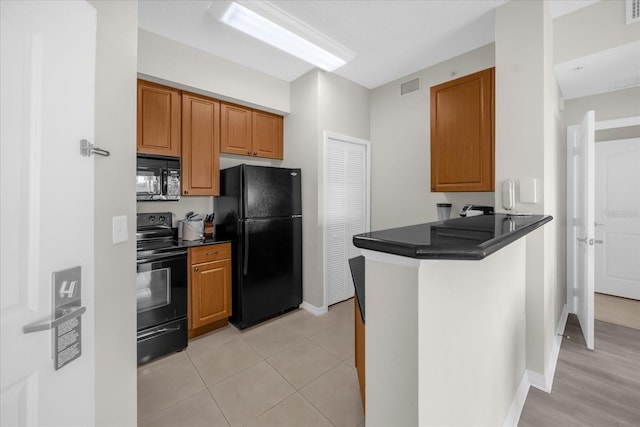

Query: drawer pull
[206,251,218,256]
[194,267,199,272]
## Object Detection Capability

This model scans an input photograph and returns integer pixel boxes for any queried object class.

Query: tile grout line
[138,300,358,425]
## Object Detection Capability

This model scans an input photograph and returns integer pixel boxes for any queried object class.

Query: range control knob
[159,215,165,223]
[149,215,155,222]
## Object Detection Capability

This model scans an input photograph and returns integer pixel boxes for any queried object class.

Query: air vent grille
[400,78,420,96]
[628,0,640,24]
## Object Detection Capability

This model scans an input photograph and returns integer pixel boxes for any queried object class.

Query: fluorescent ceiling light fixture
[219,1,353,72]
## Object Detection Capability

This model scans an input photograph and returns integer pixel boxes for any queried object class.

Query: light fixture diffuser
[218,1,352,72]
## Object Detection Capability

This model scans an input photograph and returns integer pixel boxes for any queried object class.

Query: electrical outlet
[112,215,128,244]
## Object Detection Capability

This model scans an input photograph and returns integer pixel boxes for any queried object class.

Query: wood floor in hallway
[518,314,640,427]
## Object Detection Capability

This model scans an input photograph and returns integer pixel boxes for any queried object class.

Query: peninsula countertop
[353,213,552,260]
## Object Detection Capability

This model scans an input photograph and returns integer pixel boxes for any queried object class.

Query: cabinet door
[252,110,283,159]
[182,92,220,196]
[430,68,494,192]
[220,103,252,156]
[191,259,231,328]
[137,80,181,157]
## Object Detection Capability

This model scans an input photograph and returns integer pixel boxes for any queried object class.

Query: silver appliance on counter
[459,204,494,217]
[136,155,181,201]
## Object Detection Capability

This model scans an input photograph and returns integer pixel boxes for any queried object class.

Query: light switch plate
[520,178,537,204]
[112,215,128,244]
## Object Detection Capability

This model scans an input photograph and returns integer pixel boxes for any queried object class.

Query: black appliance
[216,164,303,329]
[136,212,188,364]
[136,155,181,201]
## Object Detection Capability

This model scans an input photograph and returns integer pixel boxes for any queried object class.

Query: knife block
[204,222,214,238]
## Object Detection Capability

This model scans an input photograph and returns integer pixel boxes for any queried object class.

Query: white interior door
[595,138,640,300]
[567,110,595,350]
[1,1,96,425]
[325,133,370,307]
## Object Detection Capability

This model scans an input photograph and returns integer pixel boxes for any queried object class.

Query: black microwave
[136,155,181,201]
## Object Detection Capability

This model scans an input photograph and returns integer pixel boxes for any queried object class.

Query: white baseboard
[300,301,328,316]
[503,304,569,426]
[529,303,568,393]
[502,371,530,427]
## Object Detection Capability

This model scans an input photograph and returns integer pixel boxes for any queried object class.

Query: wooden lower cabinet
[355,297,365,410]
[188,243,232,339]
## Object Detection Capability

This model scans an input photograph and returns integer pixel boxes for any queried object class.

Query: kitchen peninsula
[353,214,551,426]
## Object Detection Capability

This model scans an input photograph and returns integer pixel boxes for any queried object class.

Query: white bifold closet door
[325,135,369,306]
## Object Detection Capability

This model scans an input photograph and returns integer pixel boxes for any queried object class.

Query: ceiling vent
[400,78,420,96]
[627,0,640,24]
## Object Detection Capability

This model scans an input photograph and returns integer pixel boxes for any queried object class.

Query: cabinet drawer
[190,243,231,264]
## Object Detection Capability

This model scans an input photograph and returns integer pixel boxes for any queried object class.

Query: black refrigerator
[215,164,303,329]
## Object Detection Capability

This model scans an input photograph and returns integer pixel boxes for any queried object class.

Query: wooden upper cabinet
[181,92,220,196]
[220,102,284,160]
[137,80,181,157]
[220,103,252,156]
[253,110,283,159]
[430,68,494,192]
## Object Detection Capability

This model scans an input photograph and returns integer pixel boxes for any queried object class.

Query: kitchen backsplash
[137,196,214,228]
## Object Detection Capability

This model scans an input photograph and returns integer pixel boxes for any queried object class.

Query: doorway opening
[593,131,640,330]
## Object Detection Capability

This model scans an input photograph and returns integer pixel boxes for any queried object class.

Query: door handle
[593,239,603,244]
[576,237,588,244]
[23,306,86,334]
[594,222,605,226]
[137,326,181,341]
[243,222,249,276]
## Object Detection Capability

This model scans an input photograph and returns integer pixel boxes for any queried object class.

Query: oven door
[136,250,187,331]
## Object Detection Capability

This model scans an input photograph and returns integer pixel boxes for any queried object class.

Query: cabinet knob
[184,190,189,195]
[253,152,257,156]
[194,267,199,272]
[247,151,251,155]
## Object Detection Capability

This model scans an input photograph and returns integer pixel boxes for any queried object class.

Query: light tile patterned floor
[138,299,365,427]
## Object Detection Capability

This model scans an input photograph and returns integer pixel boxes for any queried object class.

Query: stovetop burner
[137,212,182,258]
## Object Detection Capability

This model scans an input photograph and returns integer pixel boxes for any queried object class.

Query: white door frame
[322,131,371,312]
[567,110,596,350]
[567,113,640,349]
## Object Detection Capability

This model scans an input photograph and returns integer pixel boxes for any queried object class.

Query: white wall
[495,0,565,382]
[369,44,495,230]
[138,29,290,114]
[564,87,640,125]
[89,1,138,425]
[365,238,527,426]
[554,0,640,64]
[284,70,370,309]
[283,71,321,308]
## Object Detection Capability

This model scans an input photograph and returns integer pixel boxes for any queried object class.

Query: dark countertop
[353,214,552,260]
[175,237,233,248]
[349,256,365,324]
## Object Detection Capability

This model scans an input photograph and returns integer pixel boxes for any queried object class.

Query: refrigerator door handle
[243,221,249,276]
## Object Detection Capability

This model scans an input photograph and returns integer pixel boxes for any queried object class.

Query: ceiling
[138,0,637,98]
